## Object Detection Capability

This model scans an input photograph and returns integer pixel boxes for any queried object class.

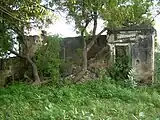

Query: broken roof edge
[62,35,107,40]
[62,25,155,39]
[109,25,155,33]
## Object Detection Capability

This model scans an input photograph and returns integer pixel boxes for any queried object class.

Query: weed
[0,79,160,119]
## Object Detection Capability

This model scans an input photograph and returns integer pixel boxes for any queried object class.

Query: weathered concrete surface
[61,25,155,84]
[108,26,155,84]
[60,35,108,60]
[132,33,154,84]
[0,57,19,87]
[60,35,110,77]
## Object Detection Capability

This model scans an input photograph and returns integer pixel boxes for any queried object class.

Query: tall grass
[0,78,160,120]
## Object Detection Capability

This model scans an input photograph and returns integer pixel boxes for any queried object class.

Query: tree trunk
[74,35,87,82]
[74,12,108,83]
[26,56,41,85]
[73,12,91,82]
[82,38,87,71]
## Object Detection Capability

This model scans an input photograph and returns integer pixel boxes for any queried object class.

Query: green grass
[0,79,160,120]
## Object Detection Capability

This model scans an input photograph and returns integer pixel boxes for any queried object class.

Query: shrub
[35,35,61,83]
[107,56,131,81]
[126,68,138,88]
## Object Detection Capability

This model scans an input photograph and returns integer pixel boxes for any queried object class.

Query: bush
[35,35,61,83]
[107,56,131,81]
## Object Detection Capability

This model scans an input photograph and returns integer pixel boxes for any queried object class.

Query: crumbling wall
[60,35,108,61]
[0,35,43,87]
[132,33,154,84]
[21,35,42,57]
[0,57,24,87]
[108,26,155,84]
[60,35,110,77]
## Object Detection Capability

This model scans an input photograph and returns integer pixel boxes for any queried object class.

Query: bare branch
[150,11,160,24]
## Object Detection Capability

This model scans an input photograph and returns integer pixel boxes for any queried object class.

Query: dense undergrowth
[0,78,160,120]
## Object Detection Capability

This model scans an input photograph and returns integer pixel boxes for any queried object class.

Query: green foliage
[107,56,131,81]
[97,68,107,80]
[126,68,138,88]
[155,52,160,83]
[101,0,153,28]
[0,79,160,119]
[35,36,61,82]
[0,0,53,56]
[55,0,153,32]
[75,48,83,58]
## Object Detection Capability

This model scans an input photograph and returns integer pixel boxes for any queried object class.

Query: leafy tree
[0,0,54,84]
[53,0,154,82]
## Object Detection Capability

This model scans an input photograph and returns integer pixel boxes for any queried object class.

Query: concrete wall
[60,35,108,61]
[0,57,24,87]
[132,33,154,84]
[108,26,155,84]
[60,35,110,76]
[60,26,155,84]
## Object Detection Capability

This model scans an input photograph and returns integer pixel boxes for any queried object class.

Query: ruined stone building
[0,35,43,86]
[0,25,156,86]
[61,25,156,84]
[112,26,155,84]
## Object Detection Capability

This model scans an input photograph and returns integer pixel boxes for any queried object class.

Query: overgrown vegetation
[0,0,54,84]
[56,0,153,81]
[0,0,158,85]
[35,36,61,83]
[0,0,160,118]
[107,56,131,81]
[155,52,160,83]
[0,78,160,120]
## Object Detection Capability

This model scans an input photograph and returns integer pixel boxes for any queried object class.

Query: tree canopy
[54,0,153,34]
[0,0,52,55]
[0,0,55,83]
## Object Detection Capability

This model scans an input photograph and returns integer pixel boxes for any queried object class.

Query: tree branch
[40,5,55,12]
[0,6,36,24]
[92,11,98,37]
[81,19,92,35]
[87,27,109,52]
[150,11,160,24]
[9,49,25,59]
